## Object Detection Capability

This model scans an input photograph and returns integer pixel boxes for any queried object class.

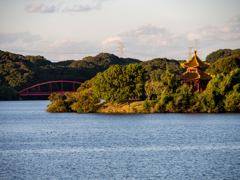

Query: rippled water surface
[0,100,240,179]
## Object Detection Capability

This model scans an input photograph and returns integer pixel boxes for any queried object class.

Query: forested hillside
[207,54,240,75]
[1,48,239,101]
[0,51,141,91]
[0,50,184,92]
[140,58,185,81]
[206,48,240,64]
[205,48,240,75]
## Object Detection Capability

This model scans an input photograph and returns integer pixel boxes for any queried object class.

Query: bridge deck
[19,80,83,96]
[20,91,77,96]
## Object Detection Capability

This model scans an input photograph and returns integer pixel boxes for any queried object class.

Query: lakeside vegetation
[46,48,240,113]
[1,48,240,113]
[46,67,240,113]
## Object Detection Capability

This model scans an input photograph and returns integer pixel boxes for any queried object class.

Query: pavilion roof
[176,71,214,81]
[181,51,210,68]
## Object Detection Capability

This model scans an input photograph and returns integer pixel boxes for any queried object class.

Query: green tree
[125,63,145,98]
[92,64,145,102]
[194,68,240,112]
[154,92,173,112]
[224,86,240,112]
[151,81,166,97]
[70,92,98,113]
[77,78,93,93]
[47,93,70,112]
[144,80,154,100]
[160,70,180,94]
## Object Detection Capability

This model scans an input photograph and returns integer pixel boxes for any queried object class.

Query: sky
[0,0,240,62]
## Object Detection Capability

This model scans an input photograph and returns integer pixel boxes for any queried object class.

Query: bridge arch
[19,80,83,96]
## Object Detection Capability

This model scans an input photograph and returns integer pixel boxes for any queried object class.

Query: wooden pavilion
[176,51,214,93]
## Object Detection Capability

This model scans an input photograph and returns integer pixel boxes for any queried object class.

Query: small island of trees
[1,48,240,113]
[47,58,240,113]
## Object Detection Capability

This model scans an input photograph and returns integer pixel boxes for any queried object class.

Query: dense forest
[1,48,240,104]
[0,50,184,100]
[45,48,240,113]
[0,51,140,91]
[47,64,240,113]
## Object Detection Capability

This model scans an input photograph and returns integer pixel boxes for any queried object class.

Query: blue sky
[0,0,240,61]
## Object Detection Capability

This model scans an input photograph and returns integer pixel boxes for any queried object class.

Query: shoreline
[88,101,240,114]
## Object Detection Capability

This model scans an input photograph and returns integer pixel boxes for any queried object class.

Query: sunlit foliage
[92,64,145,102]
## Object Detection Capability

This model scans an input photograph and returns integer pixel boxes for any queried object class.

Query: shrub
[70,93,98,113]
[47,99,69,112]
[224,88,240,112]
[165,101,175,113]
[142,100,151,111]
[47,93,70,112]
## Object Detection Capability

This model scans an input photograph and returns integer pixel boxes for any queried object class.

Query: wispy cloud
[62,0,107,13]
[101,36,122,49]
[0,32,41,44]
[25,4,61,13]
[230,15,240,22]
[119,24,167,37]
[100,24,175,50]
[187,24,240,41]
[2,18,240,61]
[25,1,108,13]
[100,22,240,60]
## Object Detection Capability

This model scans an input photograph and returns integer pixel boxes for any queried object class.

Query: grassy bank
[96,101,145,113]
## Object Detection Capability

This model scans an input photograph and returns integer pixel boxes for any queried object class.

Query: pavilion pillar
[200,82,203,92]
[197,80,199,92]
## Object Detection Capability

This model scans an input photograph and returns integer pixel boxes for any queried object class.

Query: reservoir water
[0,100,240,179]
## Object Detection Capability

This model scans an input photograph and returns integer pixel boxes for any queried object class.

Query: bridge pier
[49,83,52,93]
[72,83,75,91]
[61,81,64,91]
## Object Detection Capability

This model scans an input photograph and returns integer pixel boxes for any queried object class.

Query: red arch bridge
[19,80,83,96]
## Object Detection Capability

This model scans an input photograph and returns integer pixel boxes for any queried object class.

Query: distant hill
[206,48,240,64]
[207,54,240,75]
[0,51,142,91]
[1,49,220,92]
[140,58,185,80]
